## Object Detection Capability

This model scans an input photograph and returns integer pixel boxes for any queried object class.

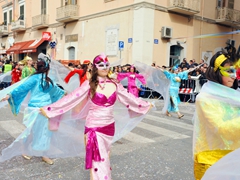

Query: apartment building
[0,0,239,66]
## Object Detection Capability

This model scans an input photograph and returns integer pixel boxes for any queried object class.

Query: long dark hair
[89,57,112,96]
[81,63,89,78]
[205,51,238,89]
[33,60,53,90]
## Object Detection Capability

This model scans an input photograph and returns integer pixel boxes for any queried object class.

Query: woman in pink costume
[117,65,146,97]
[41,54,152,180]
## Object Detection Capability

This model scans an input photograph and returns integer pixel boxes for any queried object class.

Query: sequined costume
[193,81,240,179]
[117,72,146,97]
[0,74,65,161]
[163,70,188,112]
[21,66,36,79]
[41,79,151,180]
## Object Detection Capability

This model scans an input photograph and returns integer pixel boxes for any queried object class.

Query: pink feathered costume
[117,72,146,97]
[41,79,151,180]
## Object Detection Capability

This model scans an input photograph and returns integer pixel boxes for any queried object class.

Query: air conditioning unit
[161,26,172,39]
[1,43,5,47]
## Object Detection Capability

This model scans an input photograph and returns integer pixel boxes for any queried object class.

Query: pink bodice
[91,91,117,107]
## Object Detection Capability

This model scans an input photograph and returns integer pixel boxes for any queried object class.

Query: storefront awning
[19,39,46,53]
[6,39,46,54]
[6,41,30,54]
[0,49,6,54]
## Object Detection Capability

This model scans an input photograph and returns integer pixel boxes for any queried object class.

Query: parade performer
[21,56,36,79]
[0,53,65,165]
[64,60,91,86]
[161,66,189,118]
[11,61,24,84]
[40,53,153,180]
[193,49,240,180]
[117,65,146,97]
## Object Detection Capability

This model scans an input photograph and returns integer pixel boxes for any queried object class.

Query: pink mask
[93,53,108,65]
[95,61,110,70]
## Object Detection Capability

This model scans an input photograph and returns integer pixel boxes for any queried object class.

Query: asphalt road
[0,99,195,180]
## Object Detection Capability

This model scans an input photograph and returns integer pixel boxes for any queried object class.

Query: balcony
[216,7,240,27]
[11,20,26,32]
[168,0,200,15]
[56,5,79,23]
[0,25,8,36]
[32,14,49,29]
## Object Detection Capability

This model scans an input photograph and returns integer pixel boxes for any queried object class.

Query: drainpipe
[199,0,204,62]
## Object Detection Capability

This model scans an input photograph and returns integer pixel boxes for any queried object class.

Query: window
[9,9,12,23]
[19,5,24,20]
[217,0,226,8]
[217,0,234,9]
[70,0,77,5]
[3,12,7,25]
[228,0,234,9]
[68,47,75,60]
[64,0,77,5]
[41,0,47,14]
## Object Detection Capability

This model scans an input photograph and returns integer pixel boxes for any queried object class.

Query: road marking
[146,114,193,130]
[153,110,194,119]
[137,122,190,139]
[0,120,25,138]
[122,131,155,143]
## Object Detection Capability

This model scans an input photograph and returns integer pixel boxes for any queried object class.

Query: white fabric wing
[134,61,170,113]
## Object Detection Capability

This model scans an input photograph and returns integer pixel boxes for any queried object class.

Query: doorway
[169,45,183,67]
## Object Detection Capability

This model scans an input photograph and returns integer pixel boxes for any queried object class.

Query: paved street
[0,99,195,180]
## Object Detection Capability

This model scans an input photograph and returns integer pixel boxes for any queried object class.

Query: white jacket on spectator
[190,74,201,93]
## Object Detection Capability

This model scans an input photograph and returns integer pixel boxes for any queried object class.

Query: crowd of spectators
[112,58,209,102]
[0,56,209,103]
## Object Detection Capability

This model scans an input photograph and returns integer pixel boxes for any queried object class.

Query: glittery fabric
[194,150,232,180]
[202,148,240,180]
[193,81,240,179]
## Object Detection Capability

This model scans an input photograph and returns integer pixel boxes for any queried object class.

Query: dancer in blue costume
[0,53,65,165]
[161,66,197,118]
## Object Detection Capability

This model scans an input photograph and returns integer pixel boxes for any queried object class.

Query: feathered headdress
[19,56,32,66]
[213,43,240,71]
[172,65,178,71]
[38,53,51,67]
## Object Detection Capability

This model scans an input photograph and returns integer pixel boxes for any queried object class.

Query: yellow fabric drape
[194,150,232,180]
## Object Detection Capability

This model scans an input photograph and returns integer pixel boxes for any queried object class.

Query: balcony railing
[32,14,49,29]
[168,0,200,15]
[11,20,26,32]
[216,7,240,26]
[56,5,79,23]
[0,25,8,35]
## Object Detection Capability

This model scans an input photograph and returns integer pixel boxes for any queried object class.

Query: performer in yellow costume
[193,47,240,180]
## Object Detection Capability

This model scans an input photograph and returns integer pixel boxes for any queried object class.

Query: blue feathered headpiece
[172,65,178,71]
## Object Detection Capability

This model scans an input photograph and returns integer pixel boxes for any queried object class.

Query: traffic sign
[154,39,159,44]
[119,41,124,50]
[128,38,132,43]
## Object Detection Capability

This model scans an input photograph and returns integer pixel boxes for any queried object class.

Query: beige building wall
[0,0,240,66]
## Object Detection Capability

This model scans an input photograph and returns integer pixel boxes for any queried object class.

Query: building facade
[0,0,239,66]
